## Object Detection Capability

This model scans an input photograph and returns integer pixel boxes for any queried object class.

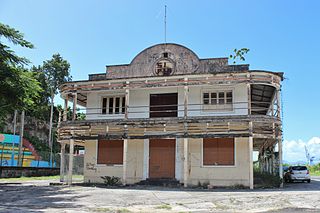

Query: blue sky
[1,0,319,162]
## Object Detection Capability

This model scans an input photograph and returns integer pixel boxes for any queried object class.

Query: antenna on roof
[164,5,167,44]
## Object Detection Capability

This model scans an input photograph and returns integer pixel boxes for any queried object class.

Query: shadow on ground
[0,185,86,213]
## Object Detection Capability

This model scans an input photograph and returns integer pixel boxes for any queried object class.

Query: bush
[254,170,282,188]
[100,176,121,186]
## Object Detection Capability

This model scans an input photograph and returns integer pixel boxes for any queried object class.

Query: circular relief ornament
[154,58,175,76]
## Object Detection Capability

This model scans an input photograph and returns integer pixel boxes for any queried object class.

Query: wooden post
[60,143,66,182]
[184,78,188,119]
[183,138,188,187]
[247,83,251,115]
[72,93,77,121]
[67,138,74,185]
[249,121,254,189]
[18,110,25,167]
[123,139,128,185]
[63,96,68,121]
[278,135,283,187]
[276,88,281,118]
[125,81,129,119]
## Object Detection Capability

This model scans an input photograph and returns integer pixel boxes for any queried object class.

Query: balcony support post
[184,78,188,119]
[125,81,130,119]
[72,92,77,121]
[249,121,254,189]
[63,96,68,121]
[247,82,251,115]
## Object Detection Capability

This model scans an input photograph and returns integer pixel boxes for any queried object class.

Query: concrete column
[67,139,74,185]
[183,138,189,187]
[63,96,68,121]
[60,143,66,182]
[72,93,77,121]
[123,139,128,185]
[249,121,254,189]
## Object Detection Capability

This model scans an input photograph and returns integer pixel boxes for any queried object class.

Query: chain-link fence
[60,153,84,182]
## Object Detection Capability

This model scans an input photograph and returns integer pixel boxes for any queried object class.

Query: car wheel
[307,180,311,183]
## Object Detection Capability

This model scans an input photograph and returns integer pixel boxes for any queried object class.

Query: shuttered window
[203,138,234,166]
[97,140,123,165]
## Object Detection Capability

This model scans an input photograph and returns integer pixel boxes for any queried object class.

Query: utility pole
[164,5,167,44]
[18,110,25,167]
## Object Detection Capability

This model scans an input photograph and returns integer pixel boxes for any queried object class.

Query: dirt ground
[0,177,320,213]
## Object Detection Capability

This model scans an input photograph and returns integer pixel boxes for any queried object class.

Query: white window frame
[101,96,125,115]
[201,89,234,112]
[200,138,237,168]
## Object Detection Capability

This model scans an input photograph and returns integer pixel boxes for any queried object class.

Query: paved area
[0,177,320,213]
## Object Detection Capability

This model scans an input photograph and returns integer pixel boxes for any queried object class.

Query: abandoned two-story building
[58,43,283,189]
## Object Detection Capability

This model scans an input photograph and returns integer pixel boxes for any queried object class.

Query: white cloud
[283,137,320,163]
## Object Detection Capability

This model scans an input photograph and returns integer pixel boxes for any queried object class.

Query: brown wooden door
[149,139,175,178]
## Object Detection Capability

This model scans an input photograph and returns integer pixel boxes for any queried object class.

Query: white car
[284,166,311,183]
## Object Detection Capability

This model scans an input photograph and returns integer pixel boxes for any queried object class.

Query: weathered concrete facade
[58,43,283,188]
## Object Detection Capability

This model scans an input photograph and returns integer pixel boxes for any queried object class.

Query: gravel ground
[0,177,320,213]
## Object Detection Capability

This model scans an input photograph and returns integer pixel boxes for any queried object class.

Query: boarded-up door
[149,139,175,178]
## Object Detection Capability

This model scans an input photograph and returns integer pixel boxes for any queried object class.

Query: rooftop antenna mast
[164,5,167,44]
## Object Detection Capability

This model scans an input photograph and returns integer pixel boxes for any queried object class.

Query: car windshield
[291,166,307,171]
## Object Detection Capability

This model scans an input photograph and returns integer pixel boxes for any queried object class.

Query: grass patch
[155,204,172,210]
[92,207,112,212]
[310,171,320,176]
[0,175,83,182]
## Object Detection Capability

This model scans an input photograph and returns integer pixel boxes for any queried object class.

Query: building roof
[85,43,283,81]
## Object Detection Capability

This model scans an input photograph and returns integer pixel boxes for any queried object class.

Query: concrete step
[138,178,181,187]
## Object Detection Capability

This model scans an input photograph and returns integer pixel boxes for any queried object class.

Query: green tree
[0,22,41,127]
[0,23,34,65]
[42,54,72,164]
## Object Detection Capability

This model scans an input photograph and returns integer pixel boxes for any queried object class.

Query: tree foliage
[0,23,34,65]
[43,54,72,96]
[229,48,250,64]
[0,22,41,125]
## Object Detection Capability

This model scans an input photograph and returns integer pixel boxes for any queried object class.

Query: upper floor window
[102,96,125,115]
[203,90,233,111]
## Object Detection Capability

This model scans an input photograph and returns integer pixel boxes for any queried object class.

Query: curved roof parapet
[86,43,283,81]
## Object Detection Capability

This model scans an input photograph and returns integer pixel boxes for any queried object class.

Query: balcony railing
[62,101,280,121]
